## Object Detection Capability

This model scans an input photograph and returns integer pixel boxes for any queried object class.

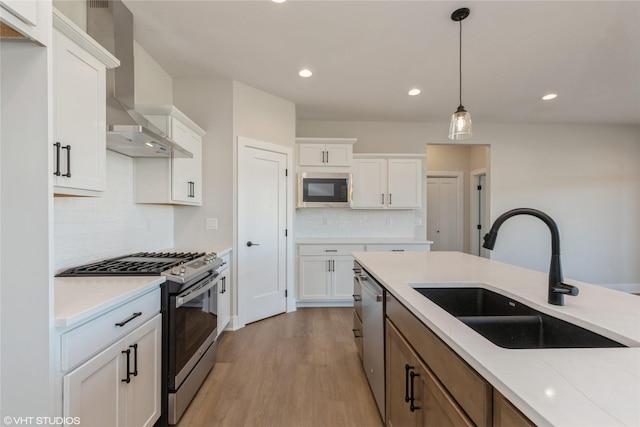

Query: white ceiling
[124,0,640,126]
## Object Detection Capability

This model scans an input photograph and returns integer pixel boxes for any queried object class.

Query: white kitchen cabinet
[52,10,119,196]
[63,314,161,427]
[1,0,50,45]
[297,244,364,303]
[352,156,422,209]
[135,105,205,205]
[216,251,231,337]
[296,137,356,168]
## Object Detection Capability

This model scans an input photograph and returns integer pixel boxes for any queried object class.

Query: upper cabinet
[134,105,206,206]
[1,0,50,45]
[297,137,356,168]
[352,155,423,209]
[52,9,120,196]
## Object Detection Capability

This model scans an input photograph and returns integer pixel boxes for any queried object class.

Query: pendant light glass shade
[449,105,472,140]
[449,8,472,140]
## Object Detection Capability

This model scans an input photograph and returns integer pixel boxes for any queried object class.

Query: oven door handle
[176,277,217,308]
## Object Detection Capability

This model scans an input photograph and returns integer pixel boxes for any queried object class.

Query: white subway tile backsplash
[295,208,423,239]
[54,151,174,272]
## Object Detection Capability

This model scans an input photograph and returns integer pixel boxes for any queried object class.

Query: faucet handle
[553,282,579,296]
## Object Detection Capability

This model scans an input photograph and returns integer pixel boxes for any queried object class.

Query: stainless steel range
[57,251,225,425]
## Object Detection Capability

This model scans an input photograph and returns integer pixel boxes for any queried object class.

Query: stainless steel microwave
[297,172,352,208]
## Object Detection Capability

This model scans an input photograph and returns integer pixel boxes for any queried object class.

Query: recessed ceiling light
[408,88,421,96]
[299,69,313,78]
[272,0,286,3]
[542,93,558,101]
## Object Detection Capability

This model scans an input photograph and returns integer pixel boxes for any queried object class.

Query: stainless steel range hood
[87,0,192,158]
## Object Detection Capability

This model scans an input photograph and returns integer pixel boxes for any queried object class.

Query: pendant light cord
[458,19,463,107]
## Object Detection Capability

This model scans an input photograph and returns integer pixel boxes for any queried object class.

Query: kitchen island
[353,251,640,426]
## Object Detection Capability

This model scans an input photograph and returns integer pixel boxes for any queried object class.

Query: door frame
[426,171,464,252]
[470,168,489,257]
[235,136,295,330]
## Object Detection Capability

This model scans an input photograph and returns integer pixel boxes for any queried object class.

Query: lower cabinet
[298,255,354,300]
[493,390,536,427]
[217,251,231,337]
[386,320,473,427]
[63,314,161,427]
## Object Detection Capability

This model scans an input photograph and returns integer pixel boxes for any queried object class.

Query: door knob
[246,241,260,247]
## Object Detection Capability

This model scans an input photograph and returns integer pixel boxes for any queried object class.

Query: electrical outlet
[206,218,218,230]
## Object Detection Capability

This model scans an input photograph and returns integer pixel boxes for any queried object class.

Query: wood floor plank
[177,308,383,427]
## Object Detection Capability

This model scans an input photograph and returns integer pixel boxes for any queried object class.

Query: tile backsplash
[295,208,424,238]
[54,151,174,272]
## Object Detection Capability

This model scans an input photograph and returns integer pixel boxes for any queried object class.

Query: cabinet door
[418,359,473,427]
[387,158,422,209]
[325,143,352,166]
[53,29,106,194]
[332,256,355,299]
[386,320,420,427]
[0,0,48,44]
[125,315,161,427]
[63,337,127,427]
[217,271,230,336]
[298,256,331,300]
[298,144,326,166]
[352,158,386,208]
[171,118,202,204]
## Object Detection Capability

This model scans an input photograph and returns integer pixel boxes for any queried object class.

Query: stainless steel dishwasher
[354,261,385,420]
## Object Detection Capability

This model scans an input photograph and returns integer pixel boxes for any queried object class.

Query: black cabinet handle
[62,144,71,177]
[389,193,392,205]
[115,312,142,327]
[122,348,131,383]
[53,142,61,176]
[404,364,413,403]
[352,328,362,338]
[409,371,420,412]
[129,343,138,377]
[352,294,361,302]
[381,194,385,205]
[326,150,329,163]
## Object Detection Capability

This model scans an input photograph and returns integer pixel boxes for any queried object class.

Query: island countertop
[352,251,640,427]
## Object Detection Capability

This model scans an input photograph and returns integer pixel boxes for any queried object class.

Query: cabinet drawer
[298,244,364,256]
[386,293,492,427]
[61,288,160,371]
[365,244,430,252]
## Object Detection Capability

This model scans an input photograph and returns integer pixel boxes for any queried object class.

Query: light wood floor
[177,308,383,427]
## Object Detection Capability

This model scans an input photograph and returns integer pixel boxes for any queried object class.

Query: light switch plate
[206,218,218,230]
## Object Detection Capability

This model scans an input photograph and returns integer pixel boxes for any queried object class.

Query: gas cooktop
[57,251,226,287]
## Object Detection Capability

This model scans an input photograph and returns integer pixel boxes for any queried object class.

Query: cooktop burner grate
[57,252,206,277]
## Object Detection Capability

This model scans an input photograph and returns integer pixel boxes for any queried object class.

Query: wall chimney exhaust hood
[87,0,192,158]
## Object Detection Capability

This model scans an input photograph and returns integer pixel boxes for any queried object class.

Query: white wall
[134,41,173,106]
[173,79,234,248]
[297,120,640,289]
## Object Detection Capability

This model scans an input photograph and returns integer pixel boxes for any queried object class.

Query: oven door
[170,274,218,390]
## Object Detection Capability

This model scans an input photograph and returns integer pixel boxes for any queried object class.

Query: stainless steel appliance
[297,172,352,208]
[57,251,225,425]
[354,261,385,420]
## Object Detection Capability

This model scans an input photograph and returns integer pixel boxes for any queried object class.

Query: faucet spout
[482,208,578,306]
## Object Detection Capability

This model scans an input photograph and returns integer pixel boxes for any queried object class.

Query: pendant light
[449,7,472,140]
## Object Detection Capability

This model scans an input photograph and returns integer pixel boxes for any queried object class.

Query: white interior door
[238,139,288,324]
[427,176,462,251]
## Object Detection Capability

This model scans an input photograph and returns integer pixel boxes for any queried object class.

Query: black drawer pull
[410,371,421,412]
[62,144,71,177]
[115,312,142,327]
[404,364,414,403]
[352,328,362,338]
[130,343,138,377]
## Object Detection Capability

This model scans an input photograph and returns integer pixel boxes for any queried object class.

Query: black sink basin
[415,287,626,349]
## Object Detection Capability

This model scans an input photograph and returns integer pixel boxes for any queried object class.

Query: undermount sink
[415,287,626,349]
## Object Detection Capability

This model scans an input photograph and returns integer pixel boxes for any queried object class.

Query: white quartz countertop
[54,276,165,328]
[296,238,432,245]
[352,251,640,427]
